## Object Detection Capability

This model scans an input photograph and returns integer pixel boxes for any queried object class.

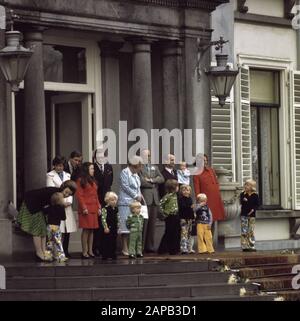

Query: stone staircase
[0,258,267,301]
[219,253,300,301]
[0,252,299,301]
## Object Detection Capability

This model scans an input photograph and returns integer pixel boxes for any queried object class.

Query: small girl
[157,179,181,255]
[240,179,259,252]
[126,201,144,259]
[178,185,194,254]
[101,192,120,260]
[195,193,214,254]
[177,162,191,186]
[44,192,67,262]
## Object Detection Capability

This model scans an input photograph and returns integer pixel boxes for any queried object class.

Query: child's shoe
[57,257,68,263]
[189,249,195,254]
[44,251,54,261]
[129,255,136,259]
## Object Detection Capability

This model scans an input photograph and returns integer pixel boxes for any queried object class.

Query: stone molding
[132,0,228,10]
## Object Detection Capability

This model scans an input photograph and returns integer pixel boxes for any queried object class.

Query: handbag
[140,196,148,219]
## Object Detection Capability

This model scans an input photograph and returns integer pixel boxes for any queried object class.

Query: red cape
[193,167,225,221]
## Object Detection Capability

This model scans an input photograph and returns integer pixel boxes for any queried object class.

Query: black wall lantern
[0,9,33,92]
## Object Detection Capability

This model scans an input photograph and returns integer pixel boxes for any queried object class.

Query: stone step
[220,254,300,269]
[6,271,232,290]
[238,264,297,279]
[4,259,219,277]
[252,276,296,291]
[273,290,300,301]
[0,283,258,301]
[134,294,277,301]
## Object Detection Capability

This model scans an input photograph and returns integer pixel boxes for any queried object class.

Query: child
[101,192,120,260]
[178,185,194,254]
[177,162,191,186]
[44,192,67,262]
[157,179,181,255]
[195,193,214,254]
[126,201,144,259]
[240,179,259,252]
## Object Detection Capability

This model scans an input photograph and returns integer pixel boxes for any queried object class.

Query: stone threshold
[256,210,300,219]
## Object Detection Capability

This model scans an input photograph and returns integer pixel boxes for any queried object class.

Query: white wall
[234,22,297,69]
[255,219,290,240]
[233,0,284,17]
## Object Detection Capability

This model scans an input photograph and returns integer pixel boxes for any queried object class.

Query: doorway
[47,92,93,163]
[250,69,281,208]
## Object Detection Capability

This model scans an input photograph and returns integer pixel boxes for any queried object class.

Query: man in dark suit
[64,150,82,182]
[140,149,165,253]
[92,149,114,256]
[159,154,178,198]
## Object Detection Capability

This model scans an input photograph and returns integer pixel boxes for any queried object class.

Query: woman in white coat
[46,156,77,257]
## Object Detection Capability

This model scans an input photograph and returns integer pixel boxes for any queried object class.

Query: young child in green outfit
[126,201,144,259]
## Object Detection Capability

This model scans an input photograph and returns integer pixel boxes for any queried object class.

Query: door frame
[236,54,292,209]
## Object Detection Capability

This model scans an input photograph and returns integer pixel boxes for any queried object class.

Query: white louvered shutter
[211,96,235,181]
[238,66,252,183]
[290,71,300,209]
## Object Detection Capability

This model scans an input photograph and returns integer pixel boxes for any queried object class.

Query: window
[43,44,87,84]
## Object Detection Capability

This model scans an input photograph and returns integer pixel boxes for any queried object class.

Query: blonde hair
[244,179,256,191]
[196,193,207,202]
[180,184,192,194]
[130,201,142,212]
[104,191,118,204]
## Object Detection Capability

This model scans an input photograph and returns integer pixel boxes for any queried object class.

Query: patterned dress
[240,192,259,250]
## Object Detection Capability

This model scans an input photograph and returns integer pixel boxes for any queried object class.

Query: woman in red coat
[193,154,225,221]
[76,162,101,258]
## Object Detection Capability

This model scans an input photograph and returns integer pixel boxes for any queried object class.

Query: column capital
[23,26,47,42]
[127,37,155,53]
[161,40,184,57]
[98,40,124,58]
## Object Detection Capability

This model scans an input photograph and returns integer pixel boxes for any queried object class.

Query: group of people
[16,148,260,262]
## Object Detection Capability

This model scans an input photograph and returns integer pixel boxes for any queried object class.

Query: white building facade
[212,0,300,249]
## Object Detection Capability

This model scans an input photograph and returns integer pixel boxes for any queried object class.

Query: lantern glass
[206,70,239,106]
[0,31,33,91]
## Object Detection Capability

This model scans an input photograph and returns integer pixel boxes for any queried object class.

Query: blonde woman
[240,179,259,252]
[118,156,143,256]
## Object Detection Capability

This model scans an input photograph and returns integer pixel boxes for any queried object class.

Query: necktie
[58,172,64,181]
